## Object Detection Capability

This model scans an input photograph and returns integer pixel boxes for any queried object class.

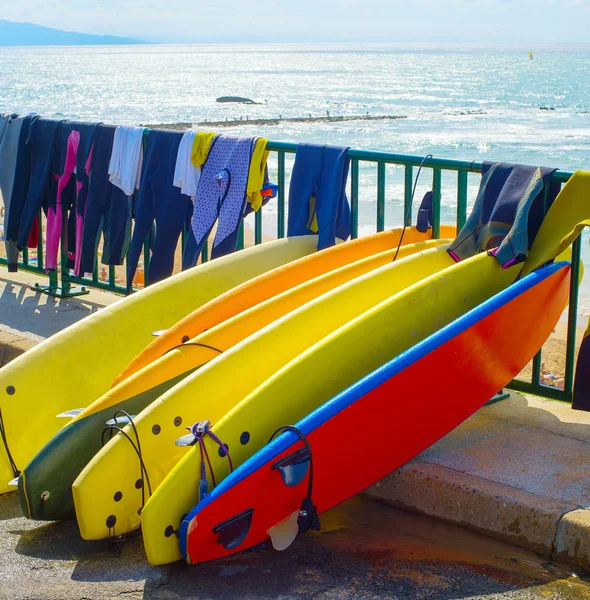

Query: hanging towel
[190,131,216,167]
[245,165,276,217]
[126,129,192,292]
[246,137,270,212]
[16,117,64,252]
[173,130,201,199]
[183,135,255,269]
[108,125,144,196]
[448,161,559,267]
[80,124,131,274]
[287,143,351,250]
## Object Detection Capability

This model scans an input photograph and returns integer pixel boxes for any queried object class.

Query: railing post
[92,255,99,286]
[237,221,245,251]
[564,235,582,400]
[350,159,359,239]
[255,207,263,245]
[59,208,70,295]
[376,162,385,232]
[142,230,151,286]
[531,351,543,389]
[404,165,413,226]
[36,209,44,270]
[432,168,442,239]
[277,152,286,238]
[457,170,468,231]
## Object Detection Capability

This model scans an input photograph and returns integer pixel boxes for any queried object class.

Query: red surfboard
[180,261,571,564]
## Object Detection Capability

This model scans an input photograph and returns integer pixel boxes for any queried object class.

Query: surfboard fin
[267,510,300,551]
[151,329,167,337]
[175,433,198,447]
[176,420,212,447]
[212,508,254,550]
[271,447,311,487]
[7,477,18,487]
[105,414,137,426]
[56,409,84,418]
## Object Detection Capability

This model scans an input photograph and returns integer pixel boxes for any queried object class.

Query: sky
[1,0,590,44]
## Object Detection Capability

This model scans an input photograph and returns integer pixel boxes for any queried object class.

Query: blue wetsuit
[287,143,351,250]
[16,118,64,251]
[80,124,132,274]
[448,161,559,267]
[126,129,192,293]
[4,114,37,270]
[72,121,101,274]
[0,114,34,271]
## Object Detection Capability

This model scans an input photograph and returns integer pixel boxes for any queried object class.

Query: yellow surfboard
[140,250,522,564]
[72,245,456,542]
[19,238,448,522]
[0,236,319,494]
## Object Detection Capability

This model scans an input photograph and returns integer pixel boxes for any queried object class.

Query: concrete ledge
[0,331,37,367]
[554,509,590,568]
[366,460,574,558]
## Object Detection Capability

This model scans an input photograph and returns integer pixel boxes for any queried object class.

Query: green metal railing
[0,140,580,403]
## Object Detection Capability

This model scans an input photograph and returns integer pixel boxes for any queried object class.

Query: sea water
[1,43,589,308]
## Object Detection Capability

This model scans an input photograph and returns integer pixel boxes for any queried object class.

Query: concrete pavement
[2,494,590,600]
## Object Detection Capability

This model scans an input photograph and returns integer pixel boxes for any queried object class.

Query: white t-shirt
[108,125,145,196]
[173,130,201,199]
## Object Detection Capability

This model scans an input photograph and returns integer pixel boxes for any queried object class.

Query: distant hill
[0,19,146,46]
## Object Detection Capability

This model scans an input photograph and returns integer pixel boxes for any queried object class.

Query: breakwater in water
[145,114,408,130]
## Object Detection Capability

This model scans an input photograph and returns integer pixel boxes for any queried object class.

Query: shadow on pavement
[6,490,584,600]
[0,277,107,339]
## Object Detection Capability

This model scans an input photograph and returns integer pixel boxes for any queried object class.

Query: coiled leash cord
[184,420,233,502]
[0,408,19,479]
[269,425,320,534]
[102,410,152,510]
[393,153,434,262]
